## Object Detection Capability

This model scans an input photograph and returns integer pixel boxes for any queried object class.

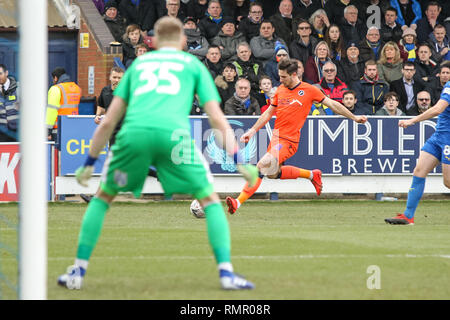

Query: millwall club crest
[298,90,304,96]
[205,120,257,172]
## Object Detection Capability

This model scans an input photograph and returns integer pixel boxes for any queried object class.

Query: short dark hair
[51,67,66,79]
[426,1,441,10]
[384,91,399,102]
[110,66,125,74]
[208,45,220,51]
[260,20,274,28]
[385,7,397,15]
[343,90,356,99]
[259,75,272,85]
[0,64,7,73]
[278,59,298,75]
[296,18,310,28]
[403,61,415,69]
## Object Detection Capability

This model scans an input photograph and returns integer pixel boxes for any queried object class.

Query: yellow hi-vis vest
[46,82,81,129]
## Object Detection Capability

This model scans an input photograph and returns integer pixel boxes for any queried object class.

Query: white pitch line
[2,254,450,262]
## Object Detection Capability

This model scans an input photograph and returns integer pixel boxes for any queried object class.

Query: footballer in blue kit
[385,81,450,225]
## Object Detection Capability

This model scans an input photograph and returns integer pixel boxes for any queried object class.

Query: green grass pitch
[0,199,449,300]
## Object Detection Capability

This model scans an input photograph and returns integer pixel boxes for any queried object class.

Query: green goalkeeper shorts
[100,128,214,199]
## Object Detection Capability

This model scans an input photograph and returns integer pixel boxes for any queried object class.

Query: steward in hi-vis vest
[46,67,81,140]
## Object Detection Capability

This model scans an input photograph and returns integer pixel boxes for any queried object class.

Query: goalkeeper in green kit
[58,17,257,291]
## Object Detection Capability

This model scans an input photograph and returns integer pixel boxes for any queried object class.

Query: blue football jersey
[437,81,450,134]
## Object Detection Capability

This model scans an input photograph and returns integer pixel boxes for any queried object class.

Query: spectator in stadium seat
[94,66,125,146]
[304,40,333,84]
[269,0,295,45]
[253,75,274,113]
[341,89,358,113]
[238,2,264,42]
[414,42,439,84]
[377,41,403,85]
[309,8,330,40]
[359,27,385,63]
[125,42,150,69]
[224,77,261,115]
[215,63,238,111]
[250,20,287,67]
[324,24,345,62]
[164,0,186,23]
[427,61,450,104]
[211,17,246,62]
[184,17,209,62]
[289,19,318,67]
[375,91,405,115]
[103,1,127,43]
[397,25,418,62]
[380,6,404,44]
[317,61,349,104]
[264,44,289,87]
[232,42,265,93]
[118,0,157,34]
[0,64,19,142]
[415,90,433,114]
[204,45,224,79]
[198,0,224,42]
[415,1,444,44]
[338,5,367,45]
[389,0,422,30]
[186,0,208,23]
[337,41,365,88]
[223,0,250,23]
[389,61,426,114]
[121,24,144,67]
[427,24,450,63]
[292,0,322,21]
[352,60,389,115]
[324,0,360,25]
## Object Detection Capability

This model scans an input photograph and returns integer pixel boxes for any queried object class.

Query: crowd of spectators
[93,0,450,116]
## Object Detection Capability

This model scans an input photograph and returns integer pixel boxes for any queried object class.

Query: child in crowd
[254,75,275,114]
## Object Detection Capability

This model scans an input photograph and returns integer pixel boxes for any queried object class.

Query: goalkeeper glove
[233,150,259,188]
[75,156,97,187]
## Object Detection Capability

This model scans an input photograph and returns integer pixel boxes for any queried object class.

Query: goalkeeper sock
[404,176,426,219]
[204,201,232,265]
[76,197,110,261]
[237,176,263,206]
[280,166,312,180]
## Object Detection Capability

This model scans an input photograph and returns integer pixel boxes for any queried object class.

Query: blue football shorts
[421,132,450,165]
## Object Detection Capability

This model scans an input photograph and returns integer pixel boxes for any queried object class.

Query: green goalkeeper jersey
[114,48,220,133]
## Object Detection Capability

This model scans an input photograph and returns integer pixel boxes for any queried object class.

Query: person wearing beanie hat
[211,16,245,62]
[398,24,417,61]
[103,0,127,43]
[264,44,290,87]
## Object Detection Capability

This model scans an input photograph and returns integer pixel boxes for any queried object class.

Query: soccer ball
[190,200,205,218]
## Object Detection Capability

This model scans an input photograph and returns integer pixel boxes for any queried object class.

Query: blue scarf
[234,93,251,109]
[206,13,223,24]
[130,0,140,6]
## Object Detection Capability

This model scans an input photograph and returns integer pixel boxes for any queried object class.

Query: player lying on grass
[57,16,258,291]
[385,81,450,225]
[226,58,367,214]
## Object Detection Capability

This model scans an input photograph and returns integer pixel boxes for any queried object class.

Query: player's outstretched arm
[241,105,277,143]
[399,99,449,128]
[76,96,126,187]
[322,97,367,123]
